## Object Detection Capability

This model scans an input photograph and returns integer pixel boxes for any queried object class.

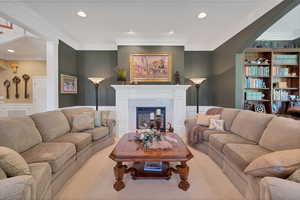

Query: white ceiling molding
[0,1,80,49]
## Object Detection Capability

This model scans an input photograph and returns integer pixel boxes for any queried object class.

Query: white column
[46,40,59,110]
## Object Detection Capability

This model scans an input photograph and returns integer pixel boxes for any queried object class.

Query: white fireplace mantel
[111,85,191,136]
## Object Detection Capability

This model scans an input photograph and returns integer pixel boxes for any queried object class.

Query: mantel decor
[60,74,78,94]
[130,53,172,82]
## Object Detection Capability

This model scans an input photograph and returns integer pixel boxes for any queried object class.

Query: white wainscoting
[0,104,33,117]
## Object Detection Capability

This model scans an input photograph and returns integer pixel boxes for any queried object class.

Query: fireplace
[136,107,166,131]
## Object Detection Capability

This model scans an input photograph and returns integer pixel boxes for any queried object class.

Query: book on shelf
[272,67,290,76]
[144,162,163,172]
[244,77,267,89]
[245,91,265,101]
[273,54,299,66]
[245,66,269,77]
[273,90,289,101]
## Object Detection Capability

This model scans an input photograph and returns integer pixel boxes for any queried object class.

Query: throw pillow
[288,168,300,183]
[0,147,30,177]
[196,114,220,126]
[209,119,225,131]
[101,111,112,127]
[94,111,102,127]
[244,149,300,178]
[0,167,7,180]
[72,112,95,132]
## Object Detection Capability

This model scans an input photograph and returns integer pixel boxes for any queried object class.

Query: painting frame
[130,53,172,82]
[60,74,78,94]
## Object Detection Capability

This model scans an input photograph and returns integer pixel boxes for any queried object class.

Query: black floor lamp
[190,78,207,114]
[88,77,105,111]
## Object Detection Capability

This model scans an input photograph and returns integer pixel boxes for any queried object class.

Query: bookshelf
[240,48,300,114]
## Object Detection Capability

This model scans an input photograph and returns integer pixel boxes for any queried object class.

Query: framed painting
[130,53,172,82]
[60,74,78,94]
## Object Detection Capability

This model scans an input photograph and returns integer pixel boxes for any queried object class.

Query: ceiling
[19,0,283,50]
[258,4,300,41]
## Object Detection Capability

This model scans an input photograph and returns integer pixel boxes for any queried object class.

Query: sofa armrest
[184,118,197,129]
[260,177,300,200]
[0,175,35,200]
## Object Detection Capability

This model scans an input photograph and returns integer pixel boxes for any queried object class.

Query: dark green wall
[185,51,213,106]
[77,51,117,106]
[117,46,185,84]
[58,41,78,108]
[211,0,300,107]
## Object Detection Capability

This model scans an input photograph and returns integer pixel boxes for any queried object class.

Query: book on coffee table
[144,162,163,172]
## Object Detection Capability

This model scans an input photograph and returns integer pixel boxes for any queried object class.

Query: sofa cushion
[0,167,6,180]
[85,127,109,141]
[259,117,300,151]
[71,113,95,132]
[21,143,76,173]
[29,162,51,200]
[203,130,229,142]
[31,111,70,142]
[0,147,31,177]
[288,168,300,183]
[224,144,271,171]
[51,133,92,152]
[197,114,220,126]
[221,108,240,131]
[245,149,300,178]
[61,107,95,126]
[230,110,273,143]
[209,134,256,153]
[206,107,223,115]
[0,117,42,153]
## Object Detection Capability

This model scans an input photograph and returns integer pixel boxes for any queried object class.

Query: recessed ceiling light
[77,10,87,18]
[7,49,15,53]
[198,12,207,19]
[168,30,175,35]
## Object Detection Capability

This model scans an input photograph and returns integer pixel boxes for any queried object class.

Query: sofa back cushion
[221,108,240,131]
[0,117,42,153]
[230,110,273,143]
[61,107,95,126]
[206,107,223,115]
[31,111,70,142]
[0,167,7,180]
[259,117,300,151]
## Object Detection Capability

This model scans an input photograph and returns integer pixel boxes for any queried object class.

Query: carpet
[54,143,245,200]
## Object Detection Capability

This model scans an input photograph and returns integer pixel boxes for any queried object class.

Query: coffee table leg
[177,161,190,191]
[113,162,126,191]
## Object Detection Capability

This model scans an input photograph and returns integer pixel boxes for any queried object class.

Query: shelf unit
[240,48,300,114]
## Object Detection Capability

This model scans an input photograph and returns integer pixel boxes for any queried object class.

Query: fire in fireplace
[136,107,166,131]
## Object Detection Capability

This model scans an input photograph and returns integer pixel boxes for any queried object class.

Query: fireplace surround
[136,107,166,131]
[111,85,190,136]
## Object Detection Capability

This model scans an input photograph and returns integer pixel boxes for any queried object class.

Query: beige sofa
[185,108,300,200]
[0,107,115,200]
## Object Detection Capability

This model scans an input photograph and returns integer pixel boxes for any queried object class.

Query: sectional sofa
[0,107,115,200]
[185,108,300,200]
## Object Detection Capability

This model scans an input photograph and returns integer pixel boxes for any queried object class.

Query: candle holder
[155,115,161,132]
[150,120,155,129]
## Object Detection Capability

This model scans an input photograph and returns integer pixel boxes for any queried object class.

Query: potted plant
[115,67,127,84]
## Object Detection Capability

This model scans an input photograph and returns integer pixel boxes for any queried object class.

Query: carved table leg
[176,161,190,191]
[113,162,126,191]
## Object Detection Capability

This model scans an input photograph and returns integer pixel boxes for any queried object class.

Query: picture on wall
[130,53,172,82]
[60,74,78,94]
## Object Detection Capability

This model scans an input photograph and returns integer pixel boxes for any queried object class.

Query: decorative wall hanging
[3,80,10,99]
[22,74,30,99]
[130,53,172,82]
[12,76,21,99]
[60,74,78,94]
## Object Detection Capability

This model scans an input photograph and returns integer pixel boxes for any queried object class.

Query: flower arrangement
[115,66,127,82]
[135,129,173,150]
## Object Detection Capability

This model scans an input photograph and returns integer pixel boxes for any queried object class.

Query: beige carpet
[55,143,245,200]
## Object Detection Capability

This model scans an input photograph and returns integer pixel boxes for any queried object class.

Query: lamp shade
[190,78,207,85]
[88,77,105,84]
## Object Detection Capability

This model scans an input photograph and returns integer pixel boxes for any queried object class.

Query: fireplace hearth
[136,107,166,131]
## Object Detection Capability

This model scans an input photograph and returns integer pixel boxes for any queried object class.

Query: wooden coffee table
[109,132,193,191]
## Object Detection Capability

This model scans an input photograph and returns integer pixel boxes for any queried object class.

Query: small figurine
[174,71,180,85]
